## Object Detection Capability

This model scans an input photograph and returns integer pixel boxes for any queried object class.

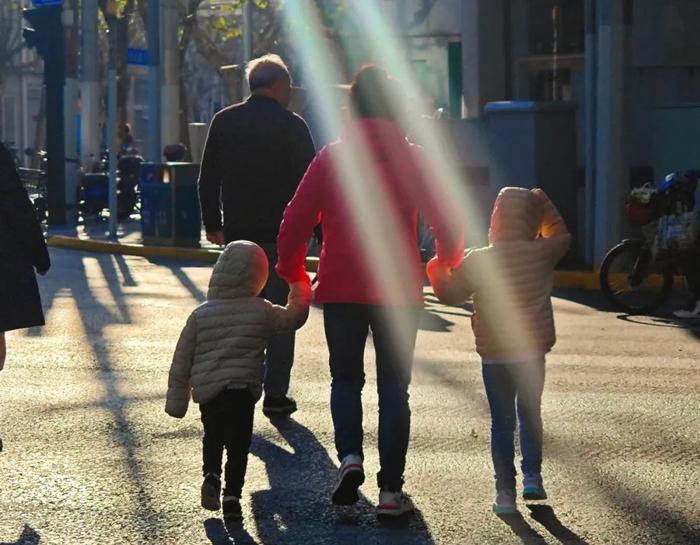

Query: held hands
[427,256,467,306]
[426,257,452,289]
[206,231,225,245]
[286,278,312,329]
[289,277,313,305]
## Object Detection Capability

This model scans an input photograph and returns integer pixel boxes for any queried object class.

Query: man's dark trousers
[260,242,295,398]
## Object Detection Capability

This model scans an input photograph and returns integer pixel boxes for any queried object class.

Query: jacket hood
[488,187,544,243]
[207,240,268,300]
[342,118,409,163]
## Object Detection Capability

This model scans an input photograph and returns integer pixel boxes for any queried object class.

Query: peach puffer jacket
[165,241,310,418]
[428,187,571,362]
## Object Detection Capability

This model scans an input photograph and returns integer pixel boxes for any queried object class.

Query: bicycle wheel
[600,240,674,314]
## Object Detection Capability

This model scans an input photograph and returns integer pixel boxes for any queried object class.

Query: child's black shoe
[201,472,221,511]
[223,496,242,522]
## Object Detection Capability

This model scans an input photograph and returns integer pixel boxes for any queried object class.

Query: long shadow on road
[527,505,590,545]
[554,288,700,339]
[249,417,435,545]
[0,525,40,545]
[497,512,547,545]
[498,506,592,545]
[616,313,700,339]
[30,251,165,541]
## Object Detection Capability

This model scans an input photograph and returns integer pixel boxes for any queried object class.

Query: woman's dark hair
[349,65,404,122]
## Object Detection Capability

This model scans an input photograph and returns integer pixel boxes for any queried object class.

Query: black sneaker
[262,395,297,417]
[223,496,243,522]
[201,472,221,511]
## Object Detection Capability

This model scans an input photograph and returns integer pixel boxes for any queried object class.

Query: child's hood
[207,240,269,300]
[488,187,544,244]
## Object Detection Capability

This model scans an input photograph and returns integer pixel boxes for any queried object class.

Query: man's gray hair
[246,54,291,91]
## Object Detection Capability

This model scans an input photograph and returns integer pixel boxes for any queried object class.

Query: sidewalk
[46,218,595,288]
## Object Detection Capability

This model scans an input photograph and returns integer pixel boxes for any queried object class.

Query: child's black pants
[200,388,255,498]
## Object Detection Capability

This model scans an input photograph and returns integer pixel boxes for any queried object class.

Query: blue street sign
[32,0,63,6]
[127,48,149,66]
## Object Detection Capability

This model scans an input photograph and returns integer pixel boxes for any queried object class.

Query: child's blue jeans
[481,360,546,491]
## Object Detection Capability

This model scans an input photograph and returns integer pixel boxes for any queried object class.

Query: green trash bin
[140,162,201,247]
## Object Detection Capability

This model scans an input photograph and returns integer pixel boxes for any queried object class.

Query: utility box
[485,101,579,262]
[140,162,201,247]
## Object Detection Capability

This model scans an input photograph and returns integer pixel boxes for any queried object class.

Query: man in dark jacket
[198,54,316,417]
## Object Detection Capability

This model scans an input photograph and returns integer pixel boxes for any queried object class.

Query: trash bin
[140,162,201,247]
[485,101,579,261]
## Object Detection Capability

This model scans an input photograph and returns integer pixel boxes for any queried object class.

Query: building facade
[0,2,43,166]
[367,0,700,265]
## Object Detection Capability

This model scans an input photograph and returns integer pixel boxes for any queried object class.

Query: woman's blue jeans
[323,303,419,492]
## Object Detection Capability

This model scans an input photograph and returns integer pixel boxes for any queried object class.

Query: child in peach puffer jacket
[428,187,570,515]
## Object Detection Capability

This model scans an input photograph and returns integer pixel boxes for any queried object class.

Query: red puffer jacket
[276,118,463,305]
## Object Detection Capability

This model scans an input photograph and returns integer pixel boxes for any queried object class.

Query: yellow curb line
[47,235,321,271]
[553,269,600,290]
[48,236,596,288]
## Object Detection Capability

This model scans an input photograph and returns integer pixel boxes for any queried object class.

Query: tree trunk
[99,0,137,147]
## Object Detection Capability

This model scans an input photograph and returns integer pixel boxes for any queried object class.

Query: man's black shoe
[262,395,297,417]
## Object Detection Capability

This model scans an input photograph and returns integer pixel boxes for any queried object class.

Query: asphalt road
[1,249,698,545]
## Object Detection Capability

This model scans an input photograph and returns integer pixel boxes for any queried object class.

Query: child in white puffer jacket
[165,240,310,521]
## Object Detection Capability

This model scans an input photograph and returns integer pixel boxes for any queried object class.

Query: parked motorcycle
[600,171,698,314]
[79,151,143,220]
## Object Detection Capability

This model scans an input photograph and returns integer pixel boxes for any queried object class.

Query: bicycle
[600,172,698,314]
[18,164,48,224]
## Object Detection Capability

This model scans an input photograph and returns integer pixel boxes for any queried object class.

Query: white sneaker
[377,490,414,517]
[493,489,517,515]
[673,300,700,319]
[332,454,364,505]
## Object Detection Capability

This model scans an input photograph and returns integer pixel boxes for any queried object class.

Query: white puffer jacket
[165,241,311,418]
[428,188,571,362]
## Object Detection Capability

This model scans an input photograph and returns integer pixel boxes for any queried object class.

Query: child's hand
[165,404,187,419]
[289,279,312,304]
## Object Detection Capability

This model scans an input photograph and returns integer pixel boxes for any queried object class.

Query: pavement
[0,248,698,545]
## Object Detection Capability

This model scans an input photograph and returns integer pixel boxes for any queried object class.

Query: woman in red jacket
[276,66,463,517]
